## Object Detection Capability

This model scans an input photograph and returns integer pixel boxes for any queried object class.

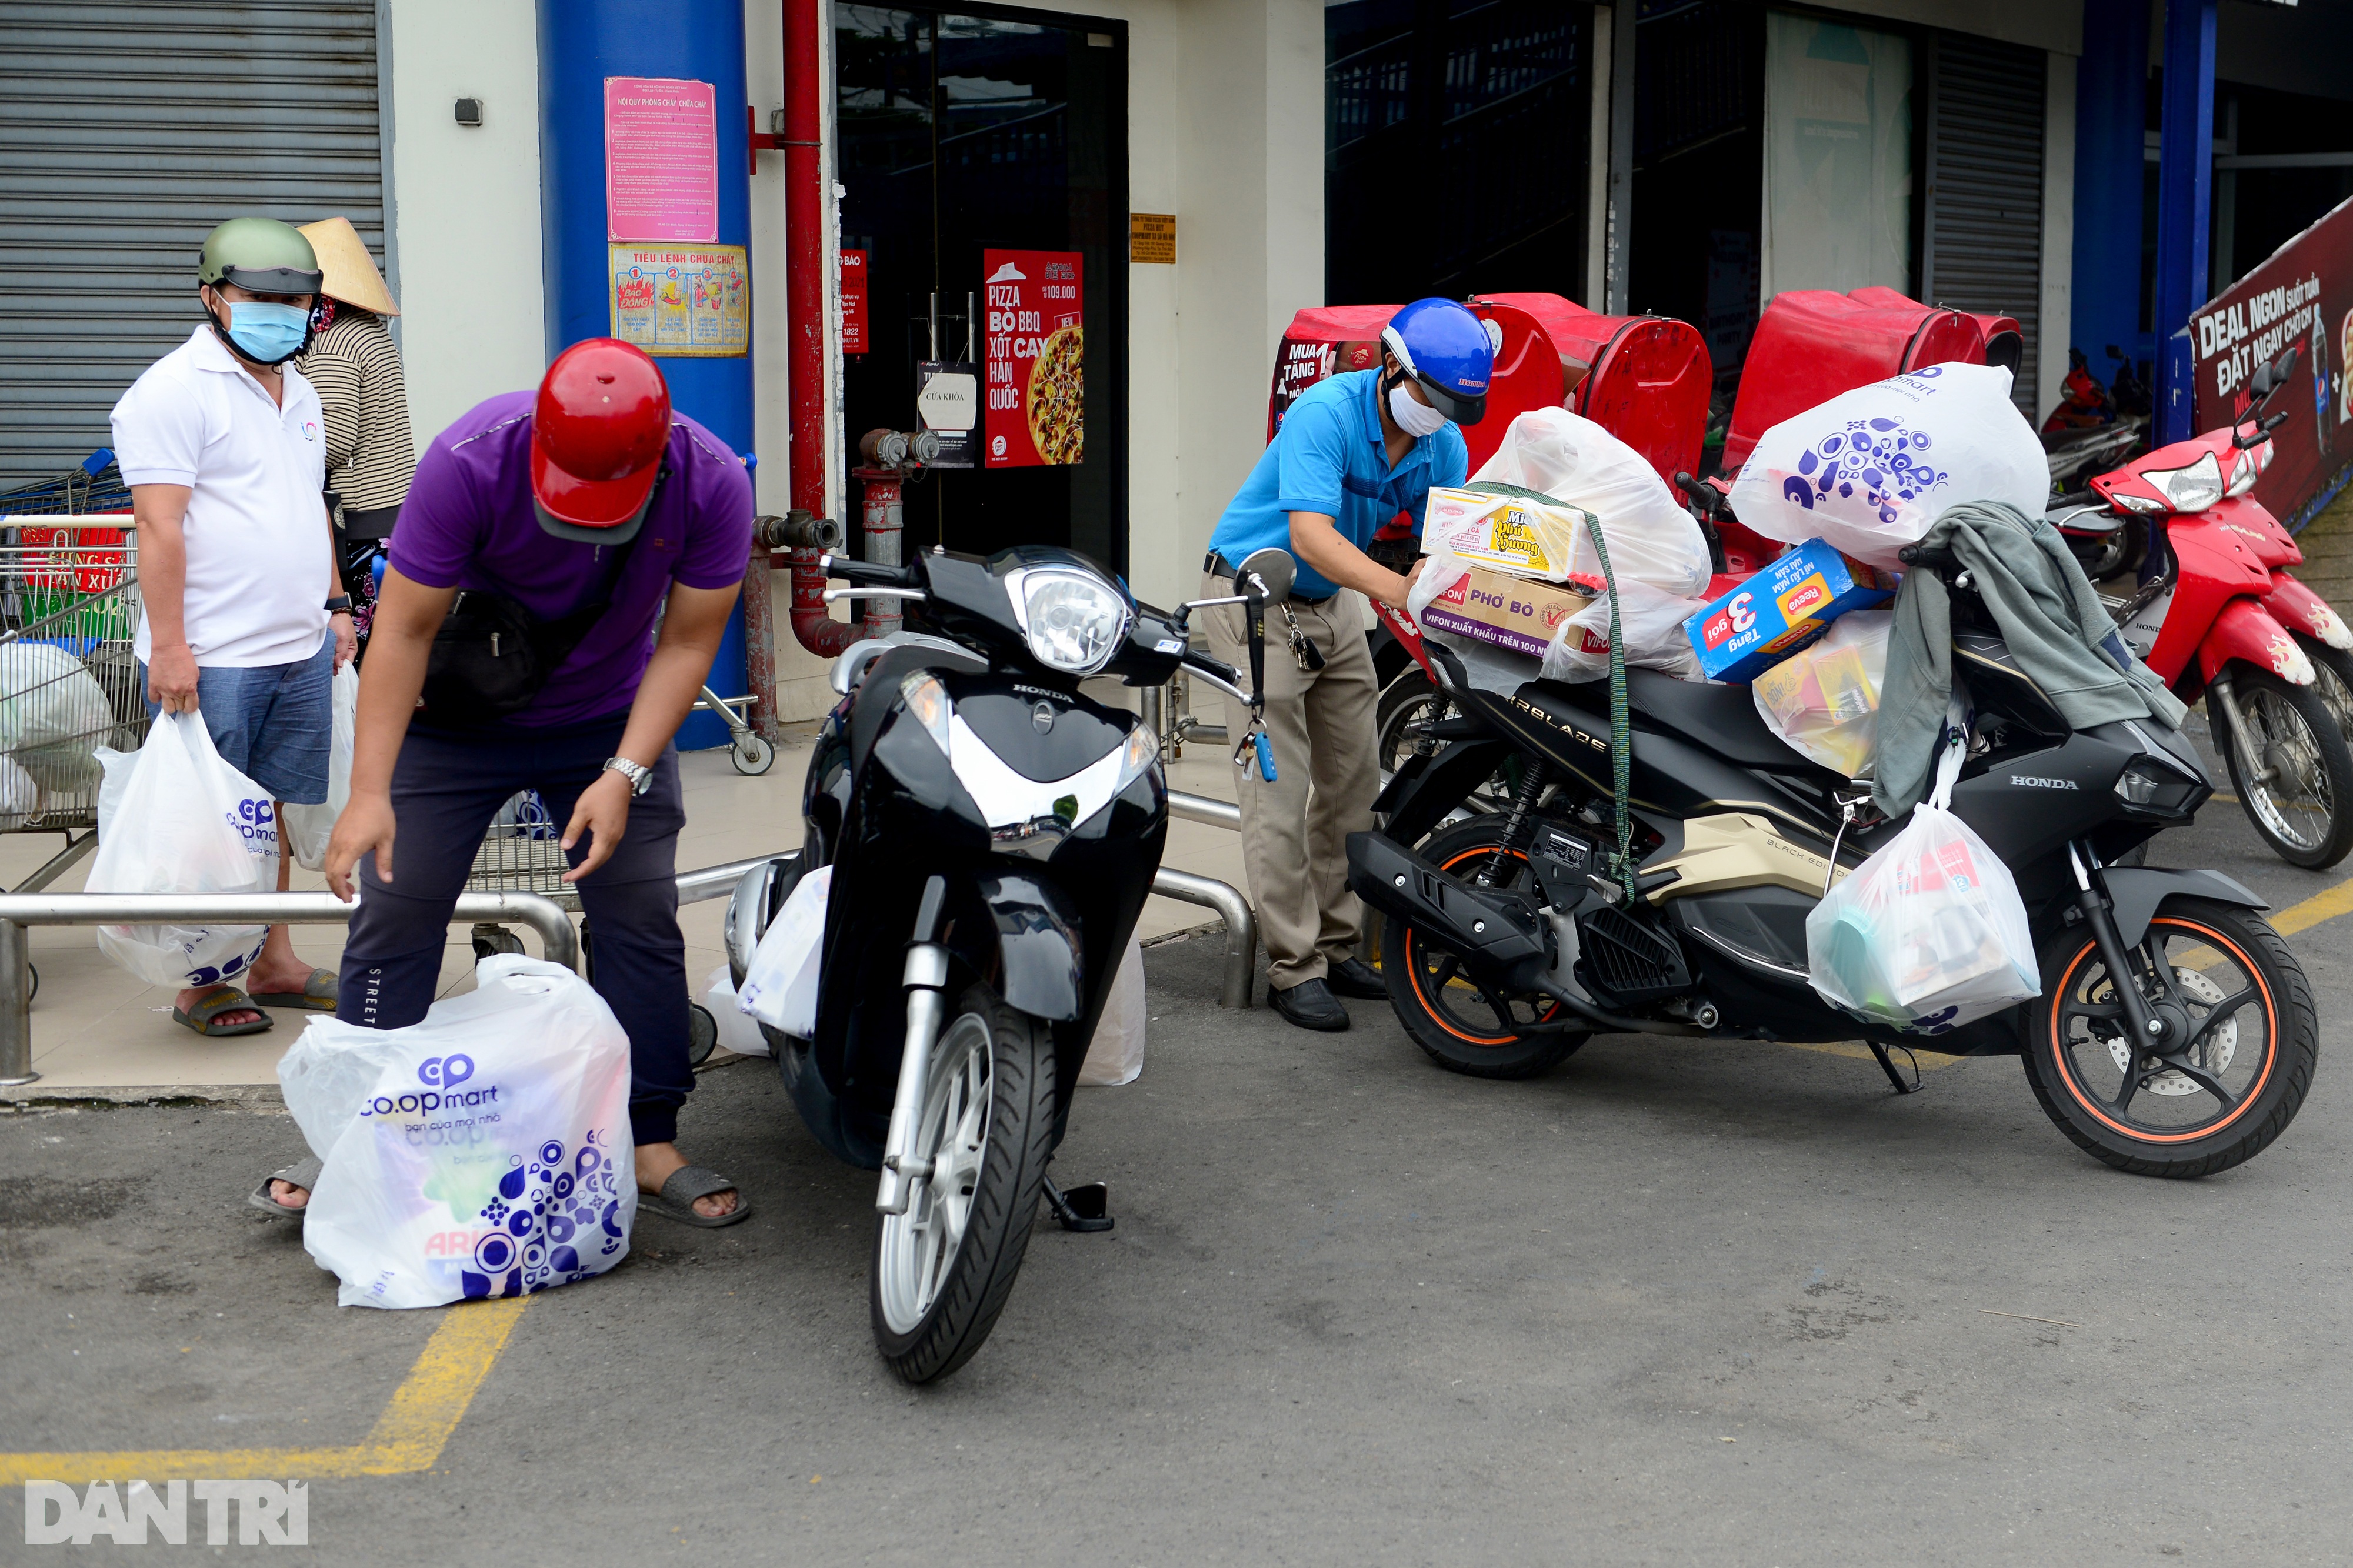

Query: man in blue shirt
[1199,299,1492,1029]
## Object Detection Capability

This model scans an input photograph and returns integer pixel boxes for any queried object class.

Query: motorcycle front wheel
[2021,899,2316,1178]
[2216,667,2353,869]
[871,983,1058,1383]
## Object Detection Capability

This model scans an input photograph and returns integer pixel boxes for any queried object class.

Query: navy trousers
[334,719,694,1146]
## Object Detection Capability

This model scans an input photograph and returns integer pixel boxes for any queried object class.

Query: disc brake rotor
[2102,966,2237,1095]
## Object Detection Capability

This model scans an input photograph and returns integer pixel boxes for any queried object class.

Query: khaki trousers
[1199,573,1381,992]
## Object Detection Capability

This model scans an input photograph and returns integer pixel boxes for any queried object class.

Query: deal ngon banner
[983,249,1084,468]
[2189,194,2353,529]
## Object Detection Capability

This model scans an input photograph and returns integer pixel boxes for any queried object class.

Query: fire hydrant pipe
[782,0,855,660]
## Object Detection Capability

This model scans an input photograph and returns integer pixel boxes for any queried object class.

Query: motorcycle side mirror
[1235,546,1295,606]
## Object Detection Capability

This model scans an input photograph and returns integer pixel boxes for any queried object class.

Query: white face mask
[1388,382,1448,438]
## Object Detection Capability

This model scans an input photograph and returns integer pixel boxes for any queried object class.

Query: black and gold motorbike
[1350,546,2318,1180]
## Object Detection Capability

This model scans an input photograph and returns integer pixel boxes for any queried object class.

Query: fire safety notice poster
[604,76,718,242]
[983,249,1084,467]
[609,245,749,356]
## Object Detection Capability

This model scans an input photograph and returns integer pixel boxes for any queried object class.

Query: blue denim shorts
[142,638,334,804]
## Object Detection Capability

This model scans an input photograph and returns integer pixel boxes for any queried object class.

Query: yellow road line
[2272,876,2353,938]
[0,1296,528,1485]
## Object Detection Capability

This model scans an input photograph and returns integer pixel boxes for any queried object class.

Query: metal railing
[0,846,1264,1085]
[0,890,575,1086]
[1150,866,1257,1010]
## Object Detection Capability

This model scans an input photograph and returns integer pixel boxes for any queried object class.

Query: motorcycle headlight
[2115,756,2206,819]
[2109,491,2168,516]
[899,671,953,752]
[1007,567,1132,676]
[2141,450,2225,513]
[2225,452,2260,497]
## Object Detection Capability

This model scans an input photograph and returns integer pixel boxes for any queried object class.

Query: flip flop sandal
[248,1156,322,1219]
[638,1165,751,1229]
[174,988,274,1037]
[249,968,339,1011]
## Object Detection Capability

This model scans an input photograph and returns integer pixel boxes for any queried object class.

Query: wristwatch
[324,595,352,613]
[602,756,653,797]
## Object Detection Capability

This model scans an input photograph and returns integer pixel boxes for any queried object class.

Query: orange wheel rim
[2048,916,2277,1144]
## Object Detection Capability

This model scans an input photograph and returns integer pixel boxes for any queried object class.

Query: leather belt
[1204,551,1333,605]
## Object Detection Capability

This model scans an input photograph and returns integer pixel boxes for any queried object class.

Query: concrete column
[2068,0,2147,393]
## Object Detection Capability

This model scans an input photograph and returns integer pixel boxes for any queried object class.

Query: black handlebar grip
[821,553,915,588]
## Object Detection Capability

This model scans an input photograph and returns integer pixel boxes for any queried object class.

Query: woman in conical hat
[295,218,415,660]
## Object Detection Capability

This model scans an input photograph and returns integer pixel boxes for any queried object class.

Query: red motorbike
[2056,346,2353,868]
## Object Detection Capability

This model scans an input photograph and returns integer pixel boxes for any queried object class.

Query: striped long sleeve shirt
[297,309,416,516]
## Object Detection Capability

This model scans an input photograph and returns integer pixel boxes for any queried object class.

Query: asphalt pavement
[4,720,2351,1566]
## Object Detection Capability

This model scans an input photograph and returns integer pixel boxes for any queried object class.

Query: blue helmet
[1379,298,1495,425]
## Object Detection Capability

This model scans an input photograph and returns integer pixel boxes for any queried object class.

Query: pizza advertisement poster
[983,249,1084,468]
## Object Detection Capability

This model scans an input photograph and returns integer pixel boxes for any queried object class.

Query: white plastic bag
[0,756,36,831]
[0,642,111,793]
[1728,362,2047,568]
[279,956,636,1309]
[282,660,358,871]
[1751,611,1892,775]
[738,864,832,1038]
[1541,579,1711,683]
[1078,935,1146,1086]
[701,963,770,1057]
[1804,710,2039,1035]
[1472,408,1712,596]
[85,712,276,989]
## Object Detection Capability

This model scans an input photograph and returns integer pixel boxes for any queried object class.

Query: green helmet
[196,218,324,296]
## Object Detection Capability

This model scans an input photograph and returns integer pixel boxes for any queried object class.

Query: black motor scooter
[725,542,1294,1381]
[1351,543,2319,1180]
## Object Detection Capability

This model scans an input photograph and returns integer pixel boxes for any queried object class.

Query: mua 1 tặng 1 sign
[982,249,1084,468]
[2189,194,2353,528]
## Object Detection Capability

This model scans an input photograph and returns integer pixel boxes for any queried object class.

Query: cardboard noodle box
[1420,485,1597,583]
[1683,538,1897,683]
[1420,562,1598,660]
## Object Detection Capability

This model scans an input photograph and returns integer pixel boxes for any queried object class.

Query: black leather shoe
[1327,958,1388,999]
[1269,978,1350,1031]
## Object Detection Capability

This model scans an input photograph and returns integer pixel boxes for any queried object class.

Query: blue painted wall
[538,0,752,750]
[2152,0,2217,444]
[2068,0,2150,395]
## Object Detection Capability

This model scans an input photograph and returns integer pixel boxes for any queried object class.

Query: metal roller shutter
[0,1,385,488]
[1921,32,2045,414]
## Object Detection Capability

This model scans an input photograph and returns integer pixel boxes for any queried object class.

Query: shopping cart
[466,782,722,1065]
[0,455,145,901]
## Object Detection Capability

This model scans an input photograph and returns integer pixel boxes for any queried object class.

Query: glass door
[836,4,1128,575]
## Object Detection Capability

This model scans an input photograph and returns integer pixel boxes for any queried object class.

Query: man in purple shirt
[250,339,756,1228]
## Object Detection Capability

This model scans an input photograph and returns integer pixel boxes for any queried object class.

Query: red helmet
[529,338,671,543]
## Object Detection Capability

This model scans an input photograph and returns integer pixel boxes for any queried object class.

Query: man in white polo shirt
[110,216,355,1037]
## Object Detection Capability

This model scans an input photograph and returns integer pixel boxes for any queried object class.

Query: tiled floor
[4,723,1248,1093]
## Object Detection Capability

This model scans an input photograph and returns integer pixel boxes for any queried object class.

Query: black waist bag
[421,541,638,727]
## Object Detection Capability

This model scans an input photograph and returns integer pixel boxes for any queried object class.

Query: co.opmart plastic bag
[1804,708,2038,1035]
[1472,408,1713,596]
[282,660,358,870]
[278,956,636,1309]
[1541,579,1710,683]
[1728,362,2047,569]
[1751,611,1892,775]
[85,712,275,989]
[738,864,832,1039]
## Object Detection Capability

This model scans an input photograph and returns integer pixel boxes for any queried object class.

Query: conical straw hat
[296,216,398,316]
